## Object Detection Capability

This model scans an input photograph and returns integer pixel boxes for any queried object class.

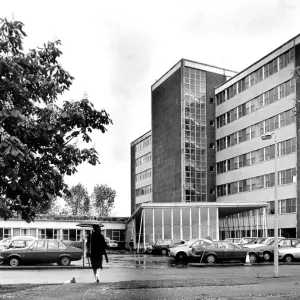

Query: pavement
[1,253,300,299]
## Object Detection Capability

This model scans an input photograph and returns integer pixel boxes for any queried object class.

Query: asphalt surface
[0,253,300,299]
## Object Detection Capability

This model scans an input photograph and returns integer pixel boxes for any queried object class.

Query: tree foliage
[0,18,112,222]
[63,183,91,216]
[92,184,116,217]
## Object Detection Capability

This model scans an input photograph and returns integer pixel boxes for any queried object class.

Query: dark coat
[87,231,108,269]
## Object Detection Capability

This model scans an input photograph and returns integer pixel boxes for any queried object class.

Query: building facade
[151,59,236,204]
[0,215,127,248]
[215,35,300,238]
[131,130,152,214]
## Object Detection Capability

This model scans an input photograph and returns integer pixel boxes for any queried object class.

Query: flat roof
[216,32,300,90]
[126,202,268,223]
[151,59,237,91]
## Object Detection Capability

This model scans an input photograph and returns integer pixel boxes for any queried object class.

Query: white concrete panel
[267,214,296,229]
[136,194,152,205]
[216,124,296,162]
[217,184,296,205]
[216,65,294,117]
[216,153,296,184]
[135,161,152,174]
[216,41,295,92]
[135,146,152,159]
[136,178,152,189]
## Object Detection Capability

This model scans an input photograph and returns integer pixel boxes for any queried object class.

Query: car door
[222,242,243,261]
[27,240,48,262]
[46,240,62,262]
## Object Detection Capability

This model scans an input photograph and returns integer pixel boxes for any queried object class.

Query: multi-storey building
[127,60,269,248]
[151,59,236,204]
[215,35,300,238]
[130,130,152,214]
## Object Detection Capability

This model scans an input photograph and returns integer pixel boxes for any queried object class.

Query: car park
[169,239,204,261]
[278,242,300,262]
[257,238,300,261]
[0,239,82,266]
[151,239,186,255]
[242,237,284,249]
[191,241,261,263]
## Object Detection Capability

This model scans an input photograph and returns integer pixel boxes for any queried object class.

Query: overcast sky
[2,0,300,217]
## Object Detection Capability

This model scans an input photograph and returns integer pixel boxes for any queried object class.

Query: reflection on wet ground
[108,254,189,269]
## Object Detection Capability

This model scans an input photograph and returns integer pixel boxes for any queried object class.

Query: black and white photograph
[1,0,300,299]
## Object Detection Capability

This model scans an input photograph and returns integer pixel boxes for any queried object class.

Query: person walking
[86,224,108,283]
[129,238,134,254]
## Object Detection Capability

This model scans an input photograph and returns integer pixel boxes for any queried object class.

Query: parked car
[223,238,241,244]
[0,239,82,266]
[237,237,258,245]
[62,240,83,249]
[169,239,204,260]
[257,238,300,261]
[191,241,261,263]
[151,239,186,255]
[0,238,12,251]
[278,242,300,262]
[0,236,37,251]
[243,237,284,249]
[107,239,118,248]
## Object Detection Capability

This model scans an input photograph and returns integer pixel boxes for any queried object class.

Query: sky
[2,0,300,217]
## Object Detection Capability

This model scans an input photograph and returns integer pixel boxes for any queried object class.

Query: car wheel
[249,253,257,263]
[284,255,293,263]
[176,252,187,261]
[206,254,216,264]
[9,257,20,267]
[263,252,272,262]
[161,249,168,256]
[59,256,71,266]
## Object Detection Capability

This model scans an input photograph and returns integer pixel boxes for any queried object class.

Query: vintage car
[169,239,204,261]
[0,239,82,266]
[0,236,37,251]
[151,239,186,255]
[190,241,261,263]
[278,242,300,262]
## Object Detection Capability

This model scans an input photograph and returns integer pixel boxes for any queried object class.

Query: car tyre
[249,253,257,263]
[59,256,71,266]
[263,252,272,262]
[206,254,216,264]
[176,252,187,261]
[284,255,293,263]
[161,248,168,256]
[8,257,20,267]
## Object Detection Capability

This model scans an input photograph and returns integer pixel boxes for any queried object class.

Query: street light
[261,133,278,278]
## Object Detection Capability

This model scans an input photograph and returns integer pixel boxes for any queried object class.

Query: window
[280,112,285,127]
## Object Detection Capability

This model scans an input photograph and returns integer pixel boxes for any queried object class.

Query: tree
[64,183,91,216]
[0,18,112,222]
[92,184,116,217]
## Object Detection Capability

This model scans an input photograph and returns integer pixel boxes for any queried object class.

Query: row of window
[269,198,296,214]
[216,47,295,105]
[135,152,152,167]
[216,78,295,128]
[135,136,151,152]
[136,184,152,197]
[216,137,296,174]
[216,108,295,152]
[135,168,152,182]
[217,168,296,197]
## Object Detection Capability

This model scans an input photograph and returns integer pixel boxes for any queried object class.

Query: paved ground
[0,253,300,299]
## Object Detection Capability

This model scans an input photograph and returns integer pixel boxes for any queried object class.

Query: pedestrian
[129,238,134,254]
[86,224,108,283]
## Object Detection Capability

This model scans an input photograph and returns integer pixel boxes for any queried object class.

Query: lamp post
[261,133,278,278]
